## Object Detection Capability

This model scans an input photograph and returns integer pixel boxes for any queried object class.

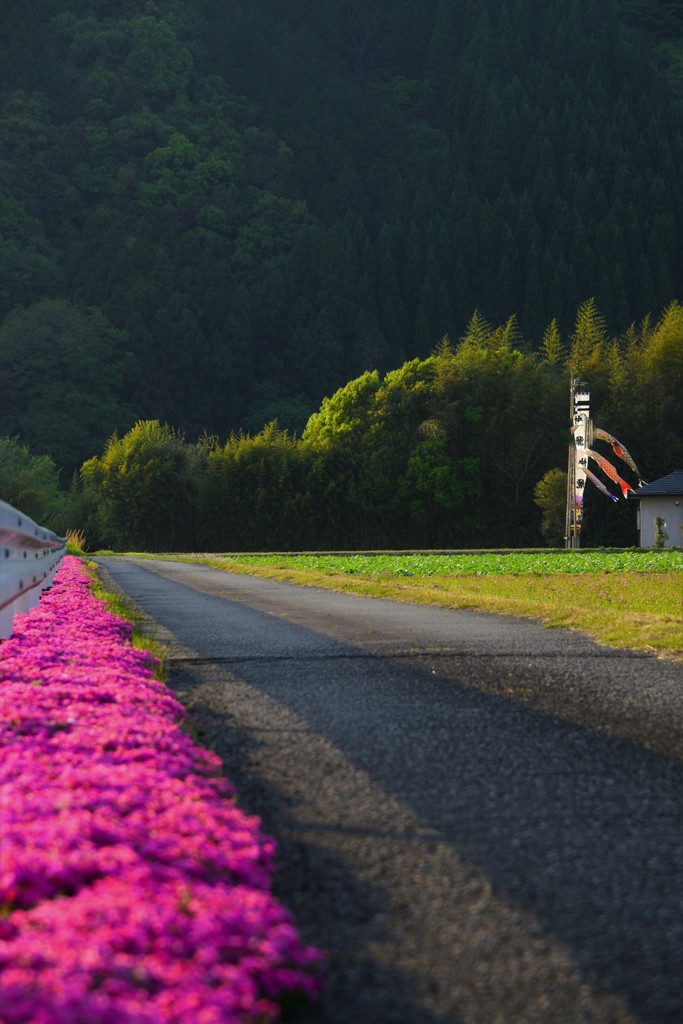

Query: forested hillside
[0,0,682,467]
[0,0,679,460]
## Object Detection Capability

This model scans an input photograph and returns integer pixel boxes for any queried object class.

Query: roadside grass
[65,528,87,555]
[106,549,683,659]
[82,558,168,675]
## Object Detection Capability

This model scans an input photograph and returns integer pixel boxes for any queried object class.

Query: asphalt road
[97,556,683,1024]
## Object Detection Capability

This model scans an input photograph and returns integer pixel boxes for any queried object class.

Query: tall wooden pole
[565,381,576,548]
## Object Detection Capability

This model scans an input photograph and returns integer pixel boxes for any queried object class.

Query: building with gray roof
[632,471,683,547]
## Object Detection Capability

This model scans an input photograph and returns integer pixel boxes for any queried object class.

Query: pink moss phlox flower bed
[0,557,322,1023]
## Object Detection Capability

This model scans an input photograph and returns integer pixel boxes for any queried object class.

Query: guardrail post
[0,500,66,639]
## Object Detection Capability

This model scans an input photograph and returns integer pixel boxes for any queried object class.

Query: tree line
[39,301,676,551]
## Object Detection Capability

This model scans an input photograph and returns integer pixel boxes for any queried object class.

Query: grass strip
[83,558,169,676]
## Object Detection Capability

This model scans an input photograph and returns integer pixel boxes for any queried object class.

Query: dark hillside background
[0,0,682,548]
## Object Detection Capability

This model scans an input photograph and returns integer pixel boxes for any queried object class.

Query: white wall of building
[638,497,683,547]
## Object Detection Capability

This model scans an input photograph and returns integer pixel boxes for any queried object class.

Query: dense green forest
[70,301,683,550]
[0,0,682,547]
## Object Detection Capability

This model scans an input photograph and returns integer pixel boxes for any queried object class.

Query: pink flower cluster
[0,557,321,1023]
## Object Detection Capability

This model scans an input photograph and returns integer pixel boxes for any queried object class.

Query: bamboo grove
[69,302,683,551]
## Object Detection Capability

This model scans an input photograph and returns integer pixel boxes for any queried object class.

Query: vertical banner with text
[567,383,590,547]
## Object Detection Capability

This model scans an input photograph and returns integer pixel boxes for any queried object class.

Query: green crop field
[213,549,682,576]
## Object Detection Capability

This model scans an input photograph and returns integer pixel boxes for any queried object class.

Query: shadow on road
[171,660,459,1024]
[171,640,683,1024]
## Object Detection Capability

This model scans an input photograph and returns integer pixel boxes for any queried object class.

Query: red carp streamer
[586,448,636,498]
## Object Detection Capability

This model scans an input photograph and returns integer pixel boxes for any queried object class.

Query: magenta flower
[0,558,322,1022]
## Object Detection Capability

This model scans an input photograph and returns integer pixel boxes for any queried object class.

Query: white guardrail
[0,499,66,639]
